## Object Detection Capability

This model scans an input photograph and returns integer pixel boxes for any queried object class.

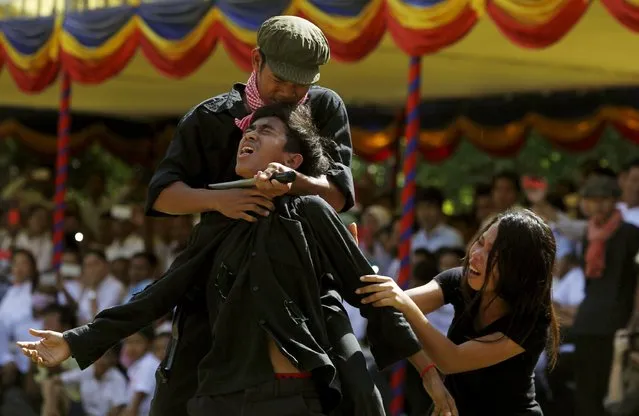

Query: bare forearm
[291,174,345,212]
[407,350,434,373]
[404,306,462,374]
[153,182,214,215]
[125,393,145,415]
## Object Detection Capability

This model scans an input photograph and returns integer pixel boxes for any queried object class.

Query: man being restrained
[19,104,456,416]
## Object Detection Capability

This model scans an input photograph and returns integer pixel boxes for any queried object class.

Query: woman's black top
[434,267,549,415]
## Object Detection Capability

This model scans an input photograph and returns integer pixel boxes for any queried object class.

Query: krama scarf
[234,72,308,131]
[585,209,622,278]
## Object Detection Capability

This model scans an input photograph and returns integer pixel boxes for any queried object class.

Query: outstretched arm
[20,224,217,369]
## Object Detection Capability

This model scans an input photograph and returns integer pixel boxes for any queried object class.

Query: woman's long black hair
[461,209,560,367]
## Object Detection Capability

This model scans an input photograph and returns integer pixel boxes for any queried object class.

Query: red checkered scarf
[234,71,309,131]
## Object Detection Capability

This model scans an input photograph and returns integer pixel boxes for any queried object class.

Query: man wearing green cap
[138,15,375,416]
[147,15,350,219]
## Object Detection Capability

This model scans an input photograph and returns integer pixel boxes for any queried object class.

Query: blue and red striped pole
[52,72,71,271]
[389,55,422,416]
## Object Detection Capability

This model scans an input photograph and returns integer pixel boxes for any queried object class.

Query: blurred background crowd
[0,155,637,416]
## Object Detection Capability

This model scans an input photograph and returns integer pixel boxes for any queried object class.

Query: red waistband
[275,372,312,380]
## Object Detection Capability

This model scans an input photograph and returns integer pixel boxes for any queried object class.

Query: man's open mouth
[239,145,255,157]
[469,266,481,276]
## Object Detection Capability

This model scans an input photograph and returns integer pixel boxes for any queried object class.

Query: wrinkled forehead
[249,116,287,136]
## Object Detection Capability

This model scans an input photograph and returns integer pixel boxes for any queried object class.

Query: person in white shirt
[51,347,128,416]
[154,215,194,273]
[14,205,53,273]
[411,187,464,253]
[552,253,586,329]
[618,159,639,228]
[0,257,58,416]
[77,250,125,324]
[122,327,160,416]
[123,252,157,303]
[0,249,40,330]
[535,253,586,413]
[105,212,145,262]
[476,171,523,232]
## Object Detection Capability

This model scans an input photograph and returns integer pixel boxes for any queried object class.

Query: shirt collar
[227,83,249,119]
[423,223,446,237]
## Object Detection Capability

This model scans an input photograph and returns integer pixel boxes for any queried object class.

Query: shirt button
[252,286,259,292]
[259,319,266,325]
[251,252,256,257]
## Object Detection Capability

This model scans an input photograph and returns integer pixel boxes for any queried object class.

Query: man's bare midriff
[267,335,301,374]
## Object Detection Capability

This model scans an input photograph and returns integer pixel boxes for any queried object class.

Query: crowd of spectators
[0,159,638,415]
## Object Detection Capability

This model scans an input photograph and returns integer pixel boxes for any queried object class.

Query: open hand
[254,163,293,198]
[355,275,416,313]
[17,329,71,367]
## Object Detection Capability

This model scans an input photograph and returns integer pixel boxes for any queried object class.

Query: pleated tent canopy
[2,3,639,414]
[1,0,639,116]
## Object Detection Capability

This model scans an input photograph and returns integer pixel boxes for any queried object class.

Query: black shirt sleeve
[299,196,421,370]
[145,109,207,217]
[433,267,465,309]
[63,223,213,369]
[312,90,355,212]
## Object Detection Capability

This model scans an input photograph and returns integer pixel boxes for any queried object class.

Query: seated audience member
[412,187,464,253]
[56,248,83,309]
[110,257,130,287]
[77,250,125,324]
[14,205,53,273]
[358,205,393,269]
[0,250,57,392]
[105,208,145,262]
[152,322,172,362]
[124,252,158,303]
[45,347,128,416]
[121,327,160,416]
[435,247,465,274]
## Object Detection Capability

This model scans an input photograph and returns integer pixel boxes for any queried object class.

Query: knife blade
[207,171,297,190]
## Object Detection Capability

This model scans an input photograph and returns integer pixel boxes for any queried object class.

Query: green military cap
[257,16,330,85]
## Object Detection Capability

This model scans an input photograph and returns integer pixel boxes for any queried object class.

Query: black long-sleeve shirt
[64,196,421,413]
[144,83,355,217]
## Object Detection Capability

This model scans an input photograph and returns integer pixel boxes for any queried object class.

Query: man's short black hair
[40,304,77,329]
[474,183,492,198]
[251,103,331,177]
[416,186,445,208]
[622,158,639,173]
[84,249,107,263]
[491,170,521,193]
[435,246,465,260]
[131,251,159,269]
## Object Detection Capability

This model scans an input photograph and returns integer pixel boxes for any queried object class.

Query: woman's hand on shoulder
[355,275,418,314]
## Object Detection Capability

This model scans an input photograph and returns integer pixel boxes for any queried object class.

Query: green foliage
[416,128,637,213]
[354,128,638,214]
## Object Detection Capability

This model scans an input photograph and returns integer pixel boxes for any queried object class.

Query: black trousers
[574,335,615,416]
[187,378,325,416]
